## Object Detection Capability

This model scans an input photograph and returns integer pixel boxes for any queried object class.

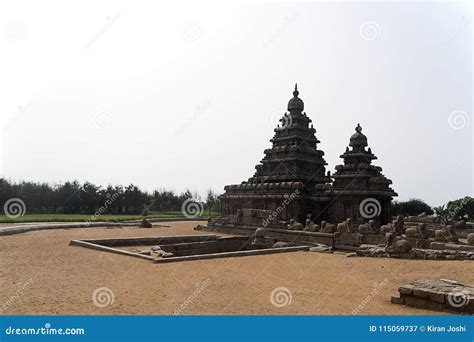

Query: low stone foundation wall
[333,232,384,248]
[430,242,474,252]
[391,279,474,314]
[154,245,311,263]
[159,236,253,256]
[195,224,333,246]
[356,245,474,260]
[0,217,206,236]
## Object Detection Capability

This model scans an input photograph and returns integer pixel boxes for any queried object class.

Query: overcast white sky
[0,0,472,206]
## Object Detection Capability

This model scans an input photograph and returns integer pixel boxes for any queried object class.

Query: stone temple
[220,84,397,225]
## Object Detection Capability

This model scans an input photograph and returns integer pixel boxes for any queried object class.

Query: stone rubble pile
[356,245,474,260]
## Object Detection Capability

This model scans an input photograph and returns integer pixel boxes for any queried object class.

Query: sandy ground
[0,221,473,315]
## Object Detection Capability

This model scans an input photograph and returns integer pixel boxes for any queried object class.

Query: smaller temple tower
[326,124,397,225]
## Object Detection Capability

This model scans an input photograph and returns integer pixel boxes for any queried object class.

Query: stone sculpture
[288,219,304,231]
[392,215,405,235]
[272,241,291,248]
[305,219,320,232]
[251,227,272,248]
[380,223,393,235]
[358,220,375,234]
[150,245,173,257]
[467,233,474,246]
[385,233,412,254]
[140,218,152,228]
[405,223,428,239]
[320,221,336,233]
[336,218,353,233]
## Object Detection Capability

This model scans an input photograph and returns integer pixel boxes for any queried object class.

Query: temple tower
[326,124,397,225]
[220,85,331,222]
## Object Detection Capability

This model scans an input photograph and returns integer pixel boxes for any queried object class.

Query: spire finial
[356,123,362,133]
[293,83,299,97]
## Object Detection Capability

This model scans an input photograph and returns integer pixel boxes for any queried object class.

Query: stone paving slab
[0,218,206,236]
[391,279,474,314]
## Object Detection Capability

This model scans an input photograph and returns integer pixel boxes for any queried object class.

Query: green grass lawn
[0,211,220,223]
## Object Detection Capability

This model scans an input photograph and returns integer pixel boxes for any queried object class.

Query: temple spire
[288,83,304,111]
[293,83,299,97]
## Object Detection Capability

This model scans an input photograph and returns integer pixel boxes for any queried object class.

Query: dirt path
[1,221,472,315]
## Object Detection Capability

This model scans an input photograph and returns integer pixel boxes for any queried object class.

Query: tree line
[0,178,220,215]
[1,178,471,221]
[391,197,474,221]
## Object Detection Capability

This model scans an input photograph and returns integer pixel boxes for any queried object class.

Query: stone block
[404,296,429,308]
[392,279,474,314]
[398,285,415,295]
[391,296,404,304]
[429,291,445,304]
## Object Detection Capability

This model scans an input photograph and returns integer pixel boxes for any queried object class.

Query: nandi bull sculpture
[385,232,412,254]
